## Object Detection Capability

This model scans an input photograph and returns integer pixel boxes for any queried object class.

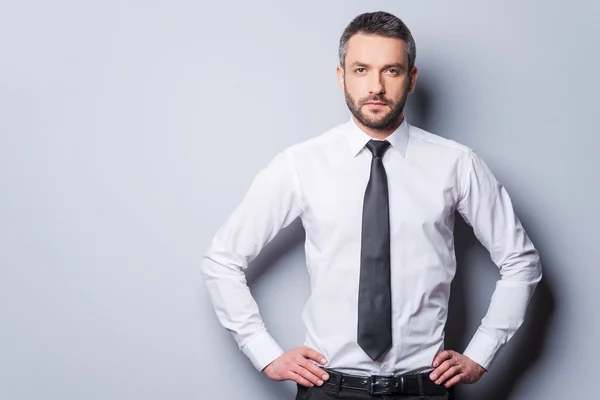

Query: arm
[457,149,542,370]
[200,149,303,371]
[430,149,542,388]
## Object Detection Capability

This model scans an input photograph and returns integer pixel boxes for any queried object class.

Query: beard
[344,82,409,131]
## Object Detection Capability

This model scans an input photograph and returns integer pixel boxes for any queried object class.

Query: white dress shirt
[200,116,542,376]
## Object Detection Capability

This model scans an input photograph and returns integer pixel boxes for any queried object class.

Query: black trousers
[295,380,455,400]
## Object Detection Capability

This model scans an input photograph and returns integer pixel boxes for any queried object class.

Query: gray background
[1,1,598,399]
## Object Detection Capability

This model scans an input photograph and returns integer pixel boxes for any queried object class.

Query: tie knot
[365,140,391,158]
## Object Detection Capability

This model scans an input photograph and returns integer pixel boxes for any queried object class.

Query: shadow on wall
[409,77,557,400]
[244,219,306,400]
[447,217,556,400]
[412,75,557,400]
[239,76,556,400]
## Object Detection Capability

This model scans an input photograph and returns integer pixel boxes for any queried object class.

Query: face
[336,33,418,131]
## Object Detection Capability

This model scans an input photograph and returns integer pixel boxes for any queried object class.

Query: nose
[368,73,385,95]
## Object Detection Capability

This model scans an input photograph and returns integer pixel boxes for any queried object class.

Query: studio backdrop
[0,1,598,399]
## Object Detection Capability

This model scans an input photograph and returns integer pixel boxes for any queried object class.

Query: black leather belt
[321,367,447,396]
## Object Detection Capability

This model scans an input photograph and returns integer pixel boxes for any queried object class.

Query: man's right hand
[262,346,330,388]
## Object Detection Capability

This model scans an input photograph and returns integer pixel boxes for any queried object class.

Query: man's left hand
[429,350,487,388]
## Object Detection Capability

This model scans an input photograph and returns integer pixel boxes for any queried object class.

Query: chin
[365,114,389,124]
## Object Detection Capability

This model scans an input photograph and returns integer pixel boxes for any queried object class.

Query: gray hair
[338,11,416,71]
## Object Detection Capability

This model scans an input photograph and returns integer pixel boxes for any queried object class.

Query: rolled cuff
[241,329,285,371]
[462,327,503,371]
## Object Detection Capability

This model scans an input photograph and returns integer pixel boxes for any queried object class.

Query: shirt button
[382,364,390,370]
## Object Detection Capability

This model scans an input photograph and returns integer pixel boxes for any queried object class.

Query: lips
[364,102,387,107]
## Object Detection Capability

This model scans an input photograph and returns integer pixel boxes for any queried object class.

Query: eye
[354,67,366,74]
[387,68,400,76]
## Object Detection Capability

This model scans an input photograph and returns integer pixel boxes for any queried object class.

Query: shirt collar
[345,115,409,158]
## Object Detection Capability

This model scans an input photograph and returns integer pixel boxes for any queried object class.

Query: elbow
[500,248,542,284]
[200,249,247,281]
[528,248,543,285]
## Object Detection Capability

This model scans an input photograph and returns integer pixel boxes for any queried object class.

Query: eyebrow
[349,62,406,70]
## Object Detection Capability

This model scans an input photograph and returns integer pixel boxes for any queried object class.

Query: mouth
[363,102,388,110]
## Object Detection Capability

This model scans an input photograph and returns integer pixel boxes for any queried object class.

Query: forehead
[345,33,407,65]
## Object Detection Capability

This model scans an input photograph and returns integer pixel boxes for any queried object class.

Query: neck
[352,114,404,140]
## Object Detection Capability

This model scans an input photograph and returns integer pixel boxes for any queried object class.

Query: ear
[408,66,419,94]
[336,65,345,93]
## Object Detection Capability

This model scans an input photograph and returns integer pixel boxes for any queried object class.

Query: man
[200,11,542,400]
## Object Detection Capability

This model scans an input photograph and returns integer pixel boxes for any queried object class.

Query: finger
[434,365,460,385]
[290,351,326,381]
[302,358,330,382]
[430,359,455,381]
[288,370,315,388]
[432,350,454,368]
[444,374,463,388]
[301,347,328,365]
[291,363,324,386]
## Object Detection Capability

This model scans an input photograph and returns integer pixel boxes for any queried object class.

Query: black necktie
[357,139,392,361]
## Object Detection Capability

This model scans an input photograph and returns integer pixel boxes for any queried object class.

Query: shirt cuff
[241,329,285,371]
[462,327,503,371]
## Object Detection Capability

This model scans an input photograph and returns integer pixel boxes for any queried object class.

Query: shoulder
[277,122,347,163]
[408,124,473,156]
[287,123,345,151]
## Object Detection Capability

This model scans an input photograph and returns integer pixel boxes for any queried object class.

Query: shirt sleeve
[199,149,304,371]
[455,149,542,371]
